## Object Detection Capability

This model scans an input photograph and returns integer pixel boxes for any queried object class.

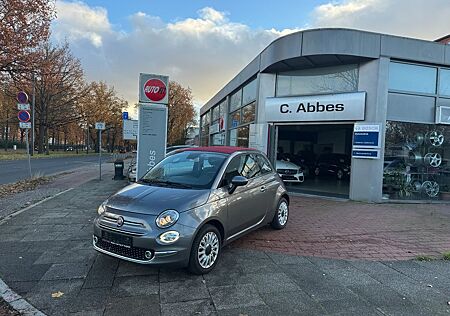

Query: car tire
[188,224,221,275]
[336,169,344,180]
[271,198,289,230]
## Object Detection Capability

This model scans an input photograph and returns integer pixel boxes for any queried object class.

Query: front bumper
[278,171,305,183]
[93,214,195,266]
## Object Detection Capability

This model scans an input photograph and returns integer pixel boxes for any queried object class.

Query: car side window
[240,154,261,179]
[256,154,272,175]
[221,154,262,187]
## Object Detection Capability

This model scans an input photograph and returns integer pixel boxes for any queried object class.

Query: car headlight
[97,202,106,215]
[156,210,179,228]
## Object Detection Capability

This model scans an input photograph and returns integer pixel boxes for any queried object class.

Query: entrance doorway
[276,124,353,198]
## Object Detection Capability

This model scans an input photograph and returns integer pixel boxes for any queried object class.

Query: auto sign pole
[99,128,102,181]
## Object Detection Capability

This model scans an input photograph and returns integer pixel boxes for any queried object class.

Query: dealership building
[199,28,450,202]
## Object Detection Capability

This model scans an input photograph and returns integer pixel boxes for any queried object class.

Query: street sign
[95,122,105,130]
[17,91,28,104]
[123,119,138,140]
[17,103,30,111]
[19,122,31,129]
[18,110,31,122]
[122,112,129,120]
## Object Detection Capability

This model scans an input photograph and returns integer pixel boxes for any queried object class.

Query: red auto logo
[144,79,167,102]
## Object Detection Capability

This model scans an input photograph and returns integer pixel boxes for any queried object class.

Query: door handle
[260,186,266,192]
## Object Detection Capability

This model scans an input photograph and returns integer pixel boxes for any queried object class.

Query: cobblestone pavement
[0,178,449,315]
[233,196,450,260]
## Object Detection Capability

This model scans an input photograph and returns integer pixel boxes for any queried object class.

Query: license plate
[102,231,132,247]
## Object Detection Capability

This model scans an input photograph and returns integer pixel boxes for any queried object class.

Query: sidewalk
[0,177,449,315]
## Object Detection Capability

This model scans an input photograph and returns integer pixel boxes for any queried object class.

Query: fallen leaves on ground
[0,297,20,316]
[0,176,52,198]
[51,291,64,298]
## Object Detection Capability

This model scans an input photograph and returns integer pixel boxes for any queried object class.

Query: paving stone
[160,279,210,303]
[326,266,381,286]
[8,281,38,295]
[34,249,96,265]
[217,305,274,316]
[209,284,266,310]
[41,262,92,280]
[348,284,414,308]
[260,289,325,315]
[159,268,202,283]
[239,272,300,293]
[24,279,84,314]
[68,288,110,313]
[265,251,313,265]
[161,299,216,316]
[104,295,160,316]
[111,275,159,297]
[115,260,159,277]
[0,263,51,282]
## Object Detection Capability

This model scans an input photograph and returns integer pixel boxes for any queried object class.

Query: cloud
[52,3,299,112]
[53,1,112,47]
[311,0,450,40]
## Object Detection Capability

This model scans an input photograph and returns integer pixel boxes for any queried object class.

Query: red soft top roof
[179,146,257,154]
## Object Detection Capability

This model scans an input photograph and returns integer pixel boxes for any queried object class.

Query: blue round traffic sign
[17,91,28,104]
[18,110,31,123]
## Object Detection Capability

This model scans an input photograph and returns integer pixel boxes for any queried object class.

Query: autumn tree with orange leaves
[167,81,196,145]
[0,0,55,78]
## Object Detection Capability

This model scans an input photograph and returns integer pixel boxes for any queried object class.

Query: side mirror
[228,176,248,194]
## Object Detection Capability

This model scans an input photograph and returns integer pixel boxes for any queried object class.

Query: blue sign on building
[353,131,379,147]
[122,112,129,120]
[352,149,380,159]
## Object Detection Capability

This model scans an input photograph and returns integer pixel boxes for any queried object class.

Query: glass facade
[200,111,210,147]
[227,79,257,147]
[439,68,450,96]
[276,64,358,97]
[388,62,437,94]
[383,121,450,201]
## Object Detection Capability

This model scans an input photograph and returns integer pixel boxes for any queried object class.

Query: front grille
[282,175,297,180]
[278,169,297,175]
[96,238,153,261]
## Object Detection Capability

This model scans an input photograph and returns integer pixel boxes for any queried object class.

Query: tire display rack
[384,131,446,199]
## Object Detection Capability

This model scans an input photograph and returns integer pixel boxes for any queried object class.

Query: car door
[223,154,267,237]
[255,154,279,211]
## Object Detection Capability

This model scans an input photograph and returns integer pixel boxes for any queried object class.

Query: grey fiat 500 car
[93,146,289,274]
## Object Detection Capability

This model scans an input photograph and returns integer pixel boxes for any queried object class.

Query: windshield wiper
[139,179,193,189]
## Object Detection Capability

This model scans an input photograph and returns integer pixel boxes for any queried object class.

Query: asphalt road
[0,155,112,185]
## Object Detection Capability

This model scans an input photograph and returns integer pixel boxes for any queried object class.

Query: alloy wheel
[197,231,219,269]
[277,201,289,226]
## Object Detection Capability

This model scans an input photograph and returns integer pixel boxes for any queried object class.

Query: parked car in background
[276,160,305,183]
[93,146,289,274]
[314,153,351,180]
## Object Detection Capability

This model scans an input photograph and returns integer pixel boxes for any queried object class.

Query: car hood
[276,160,300,170]
[105,183,210,215]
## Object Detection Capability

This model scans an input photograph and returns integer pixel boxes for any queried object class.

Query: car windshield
[140,151,228,189]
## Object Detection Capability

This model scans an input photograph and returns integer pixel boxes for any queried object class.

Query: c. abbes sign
[144,79,167,102]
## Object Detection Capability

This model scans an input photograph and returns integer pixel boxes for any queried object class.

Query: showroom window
[439,68,450,96]
[209,99,227,146]
[388,62,437,95]
[276,64,358,97]
[383,121,450,201]
[200,111,210,147]
[228,79,257,147]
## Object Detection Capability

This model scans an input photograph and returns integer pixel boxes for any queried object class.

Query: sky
[52,0,450,116]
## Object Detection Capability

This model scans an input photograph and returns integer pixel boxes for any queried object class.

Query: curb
[0,279,46,316]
